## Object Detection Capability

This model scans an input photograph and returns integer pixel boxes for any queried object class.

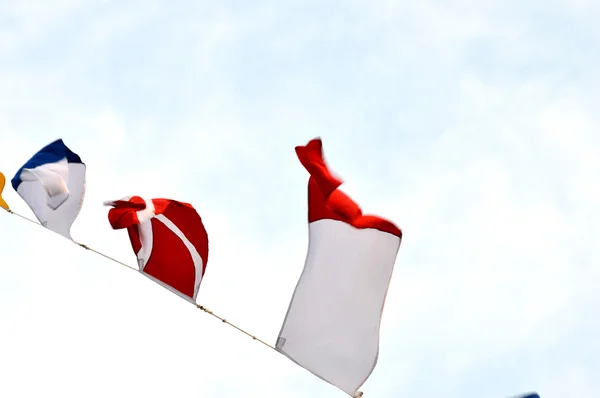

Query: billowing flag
[11,139,86,239]
[510,393,540,398]
[0,171,8,210]
[105,196,209,302]
[275,138,402,397]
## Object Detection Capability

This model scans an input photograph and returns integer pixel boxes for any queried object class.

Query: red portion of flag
[295,138,343,198]
[296,138,402,238]
[143,217,197,298]
[107,196,146,229]
[106,196,209,300]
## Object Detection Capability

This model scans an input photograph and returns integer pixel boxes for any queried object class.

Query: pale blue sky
[1,1,599,397]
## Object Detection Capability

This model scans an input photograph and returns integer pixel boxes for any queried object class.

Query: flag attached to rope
[275,138,402,397]
[105,196,209,302]
[11,139,86,239]
[0,171,9,210]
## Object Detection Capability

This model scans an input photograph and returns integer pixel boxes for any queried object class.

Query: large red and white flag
[105,196,209,302]
[276,138,402,397]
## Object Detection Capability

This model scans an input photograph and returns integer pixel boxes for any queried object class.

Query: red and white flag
[276,138,402,396]
[105,196,209,302]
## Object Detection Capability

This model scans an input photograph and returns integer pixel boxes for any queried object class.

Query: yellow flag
[0,171,9,210]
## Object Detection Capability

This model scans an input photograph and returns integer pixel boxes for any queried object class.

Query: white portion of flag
[20,158,70,210]
[276,218,401,396]
[16,162,85,239]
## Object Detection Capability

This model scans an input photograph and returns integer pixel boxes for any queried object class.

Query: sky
[0,0,599,397]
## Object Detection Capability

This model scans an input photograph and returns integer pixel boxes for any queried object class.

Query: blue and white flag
[11,139,86,239]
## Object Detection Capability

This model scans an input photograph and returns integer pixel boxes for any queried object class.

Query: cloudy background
[1,1,599,397]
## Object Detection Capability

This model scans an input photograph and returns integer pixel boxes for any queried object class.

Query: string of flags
[0,138,539,398]
[1,137,402,397]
